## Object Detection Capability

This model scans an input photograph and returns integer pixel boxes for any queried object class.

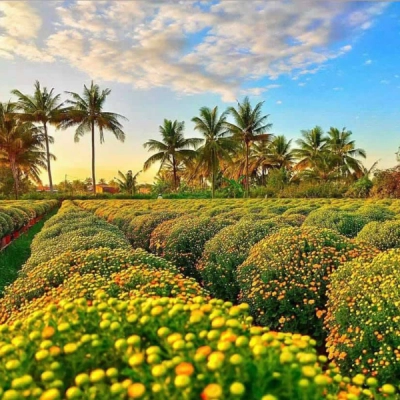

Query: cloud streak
[0,0,389,101]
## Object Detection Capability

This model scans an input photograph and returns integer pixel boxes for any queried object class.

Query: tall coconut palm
[0,102,50,198]
[266,135,295,170]
[326,127,366,179]
[192,106,236,198]
[59,82,127,194]
[143,119,201,191]
[226,97,273,197]
[11,81,68,192]
[294,126,327,171]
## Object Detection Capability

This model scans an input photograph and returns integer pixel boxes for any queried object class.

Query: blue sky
[0,1,399,184]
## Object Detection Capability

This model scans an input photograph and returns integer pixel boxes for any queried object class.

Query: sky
[0,0,399,185]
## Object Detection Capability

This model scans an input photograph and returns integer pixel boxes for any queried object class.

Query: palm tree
[226,97,273,197]
[143,119,201,191]
[59,81,127,194]
[326,127,366,179]
[11,81,68,192]
[266,135,295,170]
[115,170,141,195]
[192,106,236,198]
[0,102,50,198]
[294,126,327,171]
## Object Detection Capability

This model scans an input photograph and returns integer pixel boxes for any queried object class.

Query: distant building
[88,184,119,194]
[138,184,152,194]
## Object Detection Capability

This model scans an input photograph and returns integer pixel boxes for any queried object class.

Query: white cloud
[0,1,390,101]
[380,80,389,84]
[364,59,372,65]
[0,2,42,39]
[333,87,343,91]
[276,100,282,105]
[298,82,306,87]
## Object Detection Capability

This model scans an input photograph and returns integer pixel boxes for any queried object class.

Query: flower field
[0,201,58,249]
[0,199,400,399]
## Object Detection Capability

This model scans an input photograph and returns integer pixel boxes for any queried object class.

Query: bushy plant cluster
[197,219,283,302]
[1,199,399,398]
[0,200,57,239]
[23,201,130,269]
[325,250,400,384]
[126,211,181,250]
[157,216,234,279]
[237,227,379,343]
[357,220,400,250]
[2,292,395,400]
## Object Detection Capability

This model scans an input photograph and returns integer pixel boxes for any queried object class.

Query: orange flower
[175,362,194,376]
[42,326,55,339]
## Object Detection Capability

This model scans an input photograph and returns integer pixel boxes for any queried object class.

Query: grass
[0,208,59,293]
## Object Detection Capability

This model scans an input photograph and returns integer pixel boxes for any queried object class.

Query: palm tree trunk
[212,165,215,199]
[91,122,96,195]
[9,155,19,200]
[245,141,250,198]
[43,122,53,193]
[172,156,177,191]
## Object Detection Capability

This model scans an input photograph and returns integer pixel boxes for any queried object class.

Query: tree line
[0,81,125,198]
[0,81,370,199]
[143,97,368,198]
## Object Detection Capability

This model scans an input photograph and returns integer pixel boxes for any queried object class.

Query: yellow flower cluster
[237,227,379,343]
[0,200,57,238]
[326,249,400,383]
[0,292,368,400]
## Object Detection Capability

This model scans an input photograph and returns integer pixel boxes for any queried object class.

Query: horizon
[0,1,399,185]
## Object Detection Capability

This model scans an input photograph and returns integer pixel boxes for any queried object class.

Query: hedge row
[0,201,397,398]
[74,199,400,389]
[0,200,58,241]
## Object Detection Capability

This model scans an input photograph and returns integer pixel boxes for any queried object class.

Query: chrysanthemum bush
[150,216,234,279]
[149,216,190,258]
[357,220,400,250]
[0,292,392,400]
[303,209,368,238]
[325,249,400,383]
[5,263,209,324]
[237,227,379,343]
[24,202,130,269]
[197,219,282,302]
[126,211,181,250]
[0,200,57,238]
[0,247,181,321]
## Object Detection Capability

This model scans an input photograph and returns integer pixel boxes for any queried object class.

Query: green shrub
[325,250,400,383]
[127,211,181,250]
[0,293,346,400]
[162,216,234,279]
[197,219,279,302]
[303,208,368,238]
[357,220,400,250]
[237,227,379,343]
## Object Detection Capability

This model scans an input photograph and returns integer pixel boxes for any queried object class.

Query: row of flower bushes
[74,199,400,390]
[0,201,398,398]
[0,200,58,247]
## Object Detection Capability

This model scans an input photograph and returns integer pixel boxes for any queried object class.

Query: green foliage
[24,201,130,269]
[326,250,400,383]
[346,177,373,198]
[357,220,400,250]
[127,211,181,250]
[237,227,378,343]
[161,216,234,279]
[197,219,280,302]
[303,208,368,237]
